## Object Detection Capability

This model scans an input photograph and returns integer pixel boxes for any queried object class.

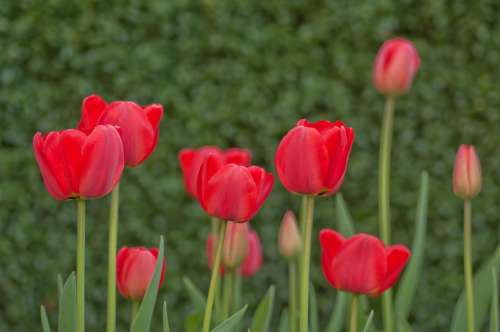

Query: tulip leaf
[57,274,64,300]
[183,276,207,313]
[212,304,248,332]
[250,285,275,332]
[396,314,414,332]
[40,305,52,332]
[335,193,355,236]
[184,312,202,332]
[450,245,500,332]
[362,310,374,332]
[309,283,318,332]
[491,269,499,332]
[326,291,349,332]
[58,272,76,332]
[131,236,165,332]
[163,301,170,332]
[278,308,289,332]
[395,171,429,320]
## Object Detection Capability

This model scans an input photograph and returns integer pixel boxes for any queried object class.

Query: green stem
[202,221,227,332]
[464,200,475,332]
[107,184,120,332]
[76,199,86,332]
[378,95,395,332]
[289,260,298,332]
[211,218,222,323]
[130,300,139,330]
[299,196,315,332]
[349,295,358,332]
[222,270,234,320]
[233,272,242,311]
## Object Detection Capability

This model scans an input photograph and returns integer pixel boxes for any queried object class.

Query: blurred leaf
[335,194,355,236]
[58,272,76,332]
[131,236,165,332]
[326,291,349,332]
[212,305,247,332]
[40,305,52,332]
[491,269,498,332]
[57,274,63,301]
[362,310,374,332]
[163,301,170,332]
[396,314,414,332]
[450,245,500,332]
[309,283,318,332]
[184,312,202,332]
[396,171,429,319]
[278,308,289,332]
[250,285,275,332]
[183,276,207,313]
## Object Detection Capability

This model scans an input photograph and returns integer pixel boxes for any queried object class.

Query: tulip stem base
[222,270,235,320]
[107,184,120,332]
[289,260,298,332]
[464,200,475,332]
[349,295,358,332]
[299,195,315,332]
[130,300,139,329]
[76,199,86,332]
[202,221,227,332]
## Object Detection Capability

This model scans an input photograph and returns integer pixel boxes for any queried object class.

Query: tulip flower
[116,246,166,301]
[373,37,420,96]
[178,146,252,197]
[33,125,124,200]
[77,94,164,167]
[320,229,410,297]
[453,144,482,200]
[240,229,263,277]
[278,210,301,259]
[196,155,274,223]
[275,119,354,196]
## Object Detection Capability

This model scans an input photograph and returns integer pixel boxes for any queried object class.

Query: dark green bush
[1,0,499,330]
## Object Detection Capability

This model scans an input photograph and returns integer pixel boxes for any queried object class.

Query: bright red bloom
[178,146,251,197]
[116,246,166,301]
[373,38,420,96]
[320,229,410,297]
[196,155,274,222]
[274,119,354,196]
[33,125,124,200]
[77,95,164,167]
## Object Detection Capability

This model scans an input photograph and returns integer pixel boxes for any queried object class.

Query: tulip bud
[278,210,301,258]
[453,144,482,200]
[223,222,249,270]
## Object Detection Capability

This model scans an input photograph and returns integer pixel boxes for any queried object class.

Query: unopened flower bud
[453,144,481,200]
[223,222,249,269]
[278,210,302,258]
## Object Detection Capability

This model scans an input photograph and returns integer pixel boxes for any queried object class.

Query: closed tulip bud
[453,144,482,200]
[373,38,420,96]
[240,229,263,277]
[116,247,166,301]
[278,210,301,258]
[223,222,249,270]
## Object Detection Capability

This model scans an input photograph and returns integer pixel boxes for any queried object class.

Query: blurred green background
[1,0,500,330]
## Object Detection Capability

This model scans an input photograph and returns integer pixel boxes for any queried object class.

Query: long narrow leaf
[326,291,350,332]
[491,269,498,332]
[183,276,207,313]
[163,301,170,332]
[309,283,318,332]
[40,305,52,332]
[212,305,248,332]
[57,274,64,301]
[278,309,289,332]
[450,245,500,332]
[58,272,76,332]
[184,312,202,332]
[395,171,429,319]
[251,285,275,332]
[131,236,165,332]
[335,194,355,236]
[396,314,414,332]
[362,310,374,332]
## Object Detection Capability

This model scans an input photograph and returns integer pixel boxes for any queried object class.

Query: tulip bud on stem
[202,221,227,332]
[107,184,120,332]
[299,195,315,332]
[76,199,86,332]
[349,295,359,332]
[463,200,475,332]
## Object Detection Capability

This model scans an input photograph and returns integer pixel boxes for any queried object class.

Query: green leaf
[250,285,275,332]
[131,236,165,332]
[183,276,207,313]
[309,283,318,332]
[184,312,202,332]
[162,301,170,332]
[212,305,248,332]
[58,272,76,332]
[278,309,289,332]
[395,171,429,319]
[491,269,498,332]
[326,291,350,332]
[450,245,500,332]
[57,274,64,301]
[40,305,52,332]
[335,193,355,236]
[362,310,374,332]
[396,314,414,332]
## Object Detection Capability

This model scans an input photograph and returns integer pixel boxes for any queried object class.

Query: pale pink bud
[223,222,249,269]
[453,144,482,200]
[278,210,302,258]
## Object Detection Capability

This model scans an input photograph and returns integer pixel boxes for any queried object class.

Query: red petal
[378,245,411,295]
[224,148,252,166]
[240,229,263,277]
[196,154,224,209]
[247,166,274,220]
[144,104,164,129]
[322,125,354,195]
[77,95,107,133]
[319,229,345,287]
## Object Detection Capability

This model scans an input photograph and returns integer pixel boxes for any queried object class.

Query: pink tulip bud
[278,210,302,258]
[223,222,249,269]
[453,144,482,200]
[373,38,420,96]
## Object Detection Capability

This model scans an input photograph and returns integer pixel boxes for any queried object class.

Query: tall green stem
[289,260,298,332]
[202,221,227,332]
[107,184,120,332]
[222,270,234,320]
[233,272,242,311]
[464,200,475,332]
[211,218,223,323]
[349,295,358,332]
[299,196,315,332]
[378,95,395,332]
[130,300,139,331]
[76,199,86,332]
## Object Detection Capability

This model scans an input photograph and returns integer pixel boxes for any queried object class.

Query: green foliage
[1,1,500,331]
[58,273,76,332]
[211,305,247,332]
[251,285,276,332]
[163,301,170,332]
[40,306,52,332]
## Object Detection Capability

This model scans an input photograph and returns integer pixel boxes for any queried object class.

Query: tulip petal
[197,154,224,207]
[240,229,263,277]
[319,229,345,287]
[378,245,411,295]
[224,148,252,166]
[247,166,274,220]
[58,130,87,194]
[145,104,164,130]
[77,95,107,133]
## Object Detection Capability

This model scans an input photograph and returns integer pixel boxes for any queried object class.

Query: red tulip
[453,144,482,200]
[373,38,420,96]
[274,119,354,196]
[33,125,124,200]
[196,155,274,222]
[319,229,410,297]
[178,146,251,197]
[77,94,164,167]
[116,246,166,300]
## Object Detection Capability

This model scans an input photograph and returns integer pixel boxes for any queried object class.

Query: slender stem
[76,199,86,332]
[299,196,315,332]
[202,221,227,332]
[378,95,396,332]
[289,260,298,332]
[464,200,475,332]
[222,270,234,320]
[130,300,139,330]
[233,272,242,311]
[349,295,358,332]
[106,184,120,332]
[211,218,222,323]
